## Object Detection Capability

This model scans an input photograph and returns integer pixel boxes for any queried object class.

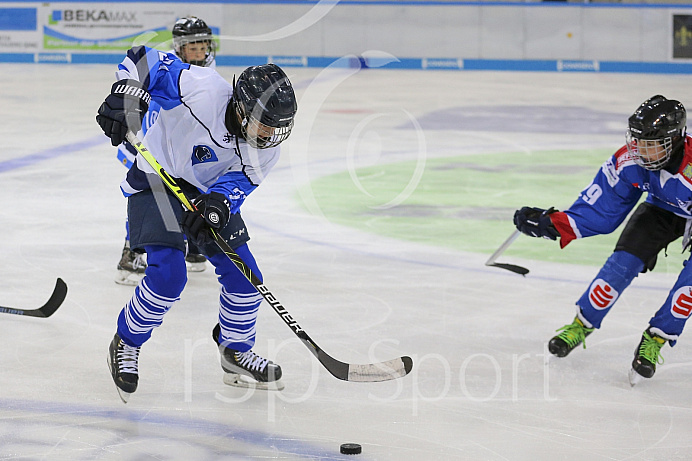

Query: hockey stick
[0,278,67,318]
[125,132,413,382]
[485,230,529,276]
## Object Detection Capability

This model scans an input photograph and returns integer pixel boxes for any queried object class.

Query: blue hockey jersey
[551,136,692,248]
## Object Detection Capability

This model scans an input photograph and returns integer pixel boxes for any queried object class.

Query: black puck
[340,443,362,455]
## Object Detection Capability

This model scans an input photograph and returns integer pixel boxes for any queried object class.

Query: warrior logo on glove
[96,78,151,147]
[113,82,152,104]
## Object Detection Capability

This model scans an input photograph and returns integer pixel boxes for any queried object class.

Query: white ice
[1,64,692,460]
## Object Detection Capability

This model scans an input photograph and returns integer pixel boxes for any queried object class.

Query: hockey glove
[180,192,231,246]
[513,206,560,240]
[96,79,151,146]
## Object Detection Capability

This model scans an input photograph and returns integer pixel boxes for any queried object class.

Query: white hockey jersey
[116,46,279,212]
[116,49,216,168]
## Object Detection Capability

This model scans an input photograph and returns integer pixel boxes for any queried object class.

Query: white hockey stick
[485,230,529,275]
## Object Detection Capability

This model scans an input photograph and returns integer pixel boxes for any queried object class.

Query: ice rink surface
[2,63,692,460]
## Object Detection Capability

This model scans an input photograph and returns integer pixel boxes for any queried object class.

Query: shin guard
[576,251,645,329]
[209,244,263,352]
[117,246,187,346]
[648,258,692,345]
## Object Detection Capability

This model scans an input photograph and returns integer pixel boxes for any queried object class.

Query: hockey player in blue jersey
[96,46,297,402]
[115,16,217,285]
[514,95,692,385]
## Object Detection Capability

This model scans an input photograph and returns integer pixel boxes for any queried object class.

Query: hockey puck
[340,443,362,455]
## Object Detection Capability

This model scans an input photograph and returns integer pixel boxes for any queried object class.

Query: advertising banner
[0,5,40,52]
[673,14,692,59]
[40,3,222,52]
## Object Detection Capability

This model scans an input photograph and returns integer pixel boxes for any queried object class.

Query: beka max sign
[51,9,137,25]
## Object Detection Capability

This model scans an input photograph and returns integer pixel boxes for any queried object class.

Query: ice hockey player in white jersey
[115,16,217,285]
[513,95,692,385]
[96,46,297,402]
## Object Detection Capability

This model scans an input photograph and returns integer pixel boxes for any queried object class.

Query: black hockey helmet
[626,95,686,170]
[230,63,297,149]
[172,16,216,67]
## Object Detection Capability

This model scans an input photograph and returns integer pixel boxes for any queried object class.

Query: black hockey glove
[180,192,231,246]
[96,79,151,146]
[513,206,560,240]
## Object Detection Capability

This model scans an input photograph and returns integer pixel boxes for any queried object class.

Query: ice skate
[107,333,140,403]
[629,329,666,386]
[185,252,207,272]
[115,242,147,286]
[212,324,284,391]
[548,316,595,358]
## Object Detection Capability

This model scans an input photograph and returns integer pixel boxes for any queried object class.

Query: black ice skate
[108,333,141,403]
[185,252,207,272]
[115,241,147,286]
[629,328,666,386]
[212,324,284,391]
[548,316,595,358]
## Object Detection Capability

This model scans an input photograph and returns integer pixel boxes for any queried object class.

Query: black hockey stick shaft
[126,133,412,382]
[0,278,67,318]
[485,230,529,276]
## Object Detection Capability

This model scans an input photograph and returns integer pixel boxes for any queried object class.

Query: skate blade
[223,373,285,391]
[116,388,132,403]
[544,353,557,365]
[186,262,206,272]
[115,270,144,286]
[629,368,644,387]
[107,356,133,403]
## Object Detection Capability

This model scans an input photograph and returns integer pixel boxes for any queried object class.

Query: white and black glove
[513,206,560,240]
[96,79,151,146]
[180,192,231,246]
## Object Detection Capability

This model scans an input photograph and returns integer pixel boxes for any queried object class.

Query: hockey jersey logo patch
[191,145,218,165]
[603,158,619,187]
[671,286,692,319]
[588,279,618,310]
[683,164,692,182]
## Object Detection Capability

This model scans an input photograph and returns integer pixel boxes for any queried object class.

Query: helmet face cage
[172,17,216,67]
[239,113,294,149]
[176,37,216,67]
[233,64,297,149]
[625,95,686,171]
[625,131,674,171]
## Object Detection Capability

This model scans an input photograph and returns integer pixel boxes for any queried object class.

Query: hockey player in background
[96,46,297,402]
[513,95,692,385]
[115,16,217,286]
